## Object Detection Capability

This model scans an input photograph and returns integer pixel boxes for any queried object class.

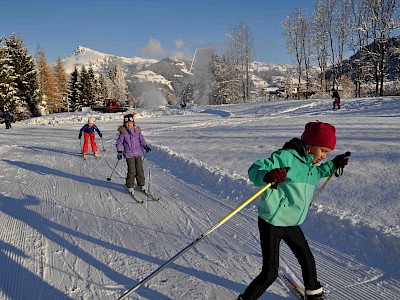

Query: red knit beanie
[301,121,336,150]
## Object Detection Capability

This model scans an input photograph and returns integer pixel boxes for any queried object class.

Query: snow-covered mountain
[62,46,294,101]
[63,46,158,74]
[63,46,195,103]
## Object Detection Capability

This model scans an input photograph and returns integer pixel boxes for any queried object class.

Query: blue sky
[1,0,315,65]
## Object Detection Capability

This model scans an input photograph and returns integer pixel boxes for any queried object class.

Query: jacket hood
[281,138,307,158]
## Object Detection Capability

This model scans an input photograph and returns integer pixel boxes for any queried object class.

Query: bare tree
[210,54,240,104]
[347,0,373,97]
[368,0,398,96]
[311,0,349,91]
[312,1,330,92]
[36,47,56,114]
[226,23,254,102]
[336,0,352,82]
[290,0,399,98]
[282,9,308,98]
[301,13,314,96]
[324,0,341,89]
[53,57,69,112]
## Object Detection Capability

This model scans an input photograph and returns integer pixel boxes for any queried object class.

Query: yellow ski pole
[309,175,332,207]
[117,183,272,300]
[310,151,351,207]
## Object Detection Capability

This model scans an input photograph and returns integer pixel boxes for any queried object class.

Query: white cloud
[139,39,167,58]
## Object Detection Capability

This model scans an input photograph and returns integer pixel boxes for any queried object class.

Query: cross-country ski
[125,186,144,204]
[141,190,160,202]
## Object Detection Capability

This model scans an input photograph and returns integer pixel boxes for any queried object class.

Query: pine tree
[87,66,100,107]
[79,65,91,107]
[108,64,127,101]
[96,72,110,105]
[0,37,18,112]
[4,34,38,118]
[68,67,81,111]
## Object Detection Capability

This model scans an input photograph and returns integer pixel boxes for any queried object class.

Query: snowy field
[0,97,399,300]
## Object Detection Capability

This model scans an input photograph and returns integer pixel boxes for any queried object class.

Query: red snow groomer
[92,98,128,113]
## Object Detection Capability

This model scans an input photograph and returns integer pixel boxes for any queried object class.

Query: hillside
[62,46,295,103]
[0,97,399,299]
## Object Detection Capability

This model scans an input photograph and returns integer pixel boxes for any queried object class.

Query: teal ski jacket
[248,138,335,227]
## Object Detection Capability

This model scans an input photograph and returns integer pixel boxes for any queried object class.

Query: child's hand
[332,151,351,169]
[332,151,351,176]
[117,151,123,160]
[263,167,290,189]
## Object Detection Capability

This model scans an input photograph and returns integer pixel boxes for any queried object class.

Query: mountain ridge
[62,46,295,103]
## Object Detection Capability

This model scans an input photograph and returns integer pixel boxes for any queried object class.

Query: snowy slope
[0,97,399,300]
[63,46,158,74]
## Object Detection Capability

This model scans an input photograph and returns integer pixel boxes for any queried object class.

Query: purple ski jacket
[116,127,147,158]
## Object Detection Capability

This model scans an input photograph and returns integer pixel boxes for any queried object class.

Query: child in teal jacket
[238,121,350,300]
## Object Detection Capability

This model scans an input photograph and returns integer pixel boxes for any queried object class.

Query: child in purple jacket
[116,113,151,195]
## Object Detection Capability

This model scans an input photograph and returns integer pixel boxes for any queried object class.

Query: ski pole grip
[270,167,290,187]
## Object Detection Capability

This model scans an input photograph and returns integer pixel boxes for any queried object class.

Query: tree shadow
[0,234,71,299]
[2,159,123,192]
[20,145,82,157]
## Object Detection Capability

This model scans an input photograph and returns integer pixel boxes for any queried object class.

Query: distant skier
[237,121,350,300]
[116,113,151,195]
[78,117,102,158]
[180,93,187,109]
[332,89,341,110]
[2,108,13,129]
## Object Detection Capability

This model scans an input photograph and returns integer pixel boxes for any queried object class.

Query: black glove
[78,134,82,139]
[143,145,151,153]
[332,151,351,176]
[263,167,290,189]
[99,133,103,138]
[117,151,123,160]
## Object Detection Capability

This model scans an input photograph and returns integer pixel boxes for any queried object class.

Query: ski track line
[21,169,86,298]
[1,175,53,299]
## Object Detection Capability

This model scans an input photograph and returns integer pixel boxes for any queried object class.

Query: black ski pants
[5,120,11,129]
[240,217,321,300]
[125,156,145,188]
